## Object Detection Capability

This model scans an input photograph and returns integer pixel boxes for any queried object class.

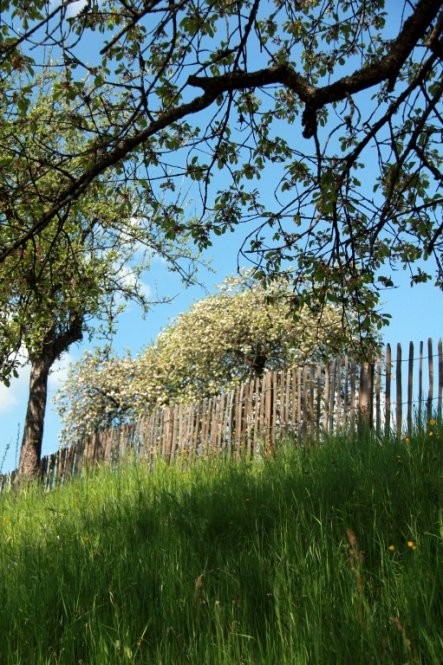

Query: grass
[0,422,442,664]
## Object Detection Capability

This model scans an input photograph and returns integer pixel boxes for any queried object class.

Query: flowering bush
[56,274,376,446]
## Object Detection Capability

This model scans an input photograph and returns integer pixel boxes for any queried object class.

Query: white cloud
[67,0,88,16]
[50,0,90,19]
[0,385,19,413]
[0,365,30,414]
[48,352,74,391]
[0,351,74,414]
[119,268,152,300]
[139,279,152,299]
[149,251,168,265]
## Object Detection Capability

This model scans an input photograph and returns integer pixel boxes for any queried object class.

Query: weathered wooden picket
[1,338,442,492]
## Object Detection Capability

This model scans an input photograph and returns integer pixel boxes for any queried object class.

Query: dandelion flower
[429,431,434,437]
[429,418,436,426]
[407,540,417,550]
[388,544,396,552]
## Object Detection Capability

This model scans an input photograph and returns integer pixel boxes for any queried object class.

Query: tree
[56,272,377,447]
[0,76,200,480]
[0,0,441,333]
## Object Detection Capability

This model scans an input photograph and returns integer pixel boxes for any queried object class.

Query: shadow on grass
[1,428,442,664]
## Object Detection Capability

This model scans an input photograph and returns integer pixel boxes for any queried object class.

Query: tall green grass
[1,424,442,664]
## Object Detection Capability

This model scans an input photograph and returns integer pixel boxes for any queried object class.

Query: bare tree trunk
[16,314,83,483]
[18,356,52,480]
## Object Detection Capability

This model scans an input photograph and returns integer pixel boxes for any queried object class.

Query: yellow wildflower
[429,431,434,437]
[407,540,417,550]
[388,544,396,552]
[429,418,436,426]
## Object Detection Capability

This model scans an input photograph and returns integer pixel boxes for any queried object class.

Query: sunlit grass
[0,422,442,664]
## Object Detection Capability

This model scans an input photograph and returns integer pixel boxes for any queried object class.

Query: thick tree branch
[188,65,316,106]
[318,0,443,101]
[189,0,442,137]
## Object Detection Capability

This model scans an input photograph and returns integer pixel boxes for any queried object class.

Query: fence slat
[235,384,244,456]
[407,342,414,434]
[265,372,274,449]
[335,357,342,431]
[418,341,424,426]
[342,356,349,430]
[427,338,434,421]
[245,379,254,457]
[358,362,370,431]
[323,364,330,434]
[284,369,292,434]
[279,371,285,439]
[217,394,224,455]
[329,359,336,434]
[291,368,297,433]
[396,343,402,436]
[309,367,315,439]
[385,344,391,436]
[272,372,278,445]
[316,365,322,440]
[375,358,382,435]
[296,368,302,440]
[349,358,356,432]
[438,339,443,421]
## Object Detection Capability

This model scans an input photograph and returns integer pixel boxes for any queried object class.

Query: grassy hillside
[1,424,442,664]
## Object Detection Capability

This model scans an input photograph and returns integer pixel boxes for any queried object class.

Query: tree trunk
[16,314,83,483]
[17,356,52,480]
[251,350,267,378]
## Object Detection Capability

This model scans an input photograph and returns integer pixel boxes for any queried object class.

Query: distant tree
[56,273,377,447]
[0,76,199,480]
[0,1,442,332]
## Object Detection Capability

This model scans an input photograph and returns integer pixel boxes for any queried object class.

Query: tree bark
[251,350,267,378]
[17,355,52,480]
[16,314,83,482]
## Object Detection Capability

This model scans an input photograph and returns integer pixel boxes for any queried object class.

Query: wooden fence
[1,338,442,492]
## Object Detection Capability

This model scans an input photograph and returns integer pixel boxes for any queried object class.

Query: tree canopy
[0,73,200,478]
[55,272,376,447]
[0,72,200,381]
[0,0,441,333]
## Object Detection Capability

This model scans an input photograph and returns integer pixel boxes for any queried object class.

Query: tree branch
[0,89,218,263]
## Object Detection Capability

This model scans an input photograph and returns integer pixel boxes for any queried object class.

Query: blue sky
[1,1,442,474]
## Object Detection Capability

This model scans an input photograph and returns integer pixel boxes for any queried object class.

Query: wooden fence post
[407,342,414,434]
[427,338,434,421]
[375,357,382,435]
[358,362,371,433]
[418,340,424,427]
[385,344,391,437]
[438,339,443,421]
[395,343,402,437]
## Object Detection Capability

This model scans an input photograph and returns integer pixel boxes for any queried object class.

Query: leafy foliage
[0,71,201,478]
[0,73,200,384]
[0,0,441,335]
